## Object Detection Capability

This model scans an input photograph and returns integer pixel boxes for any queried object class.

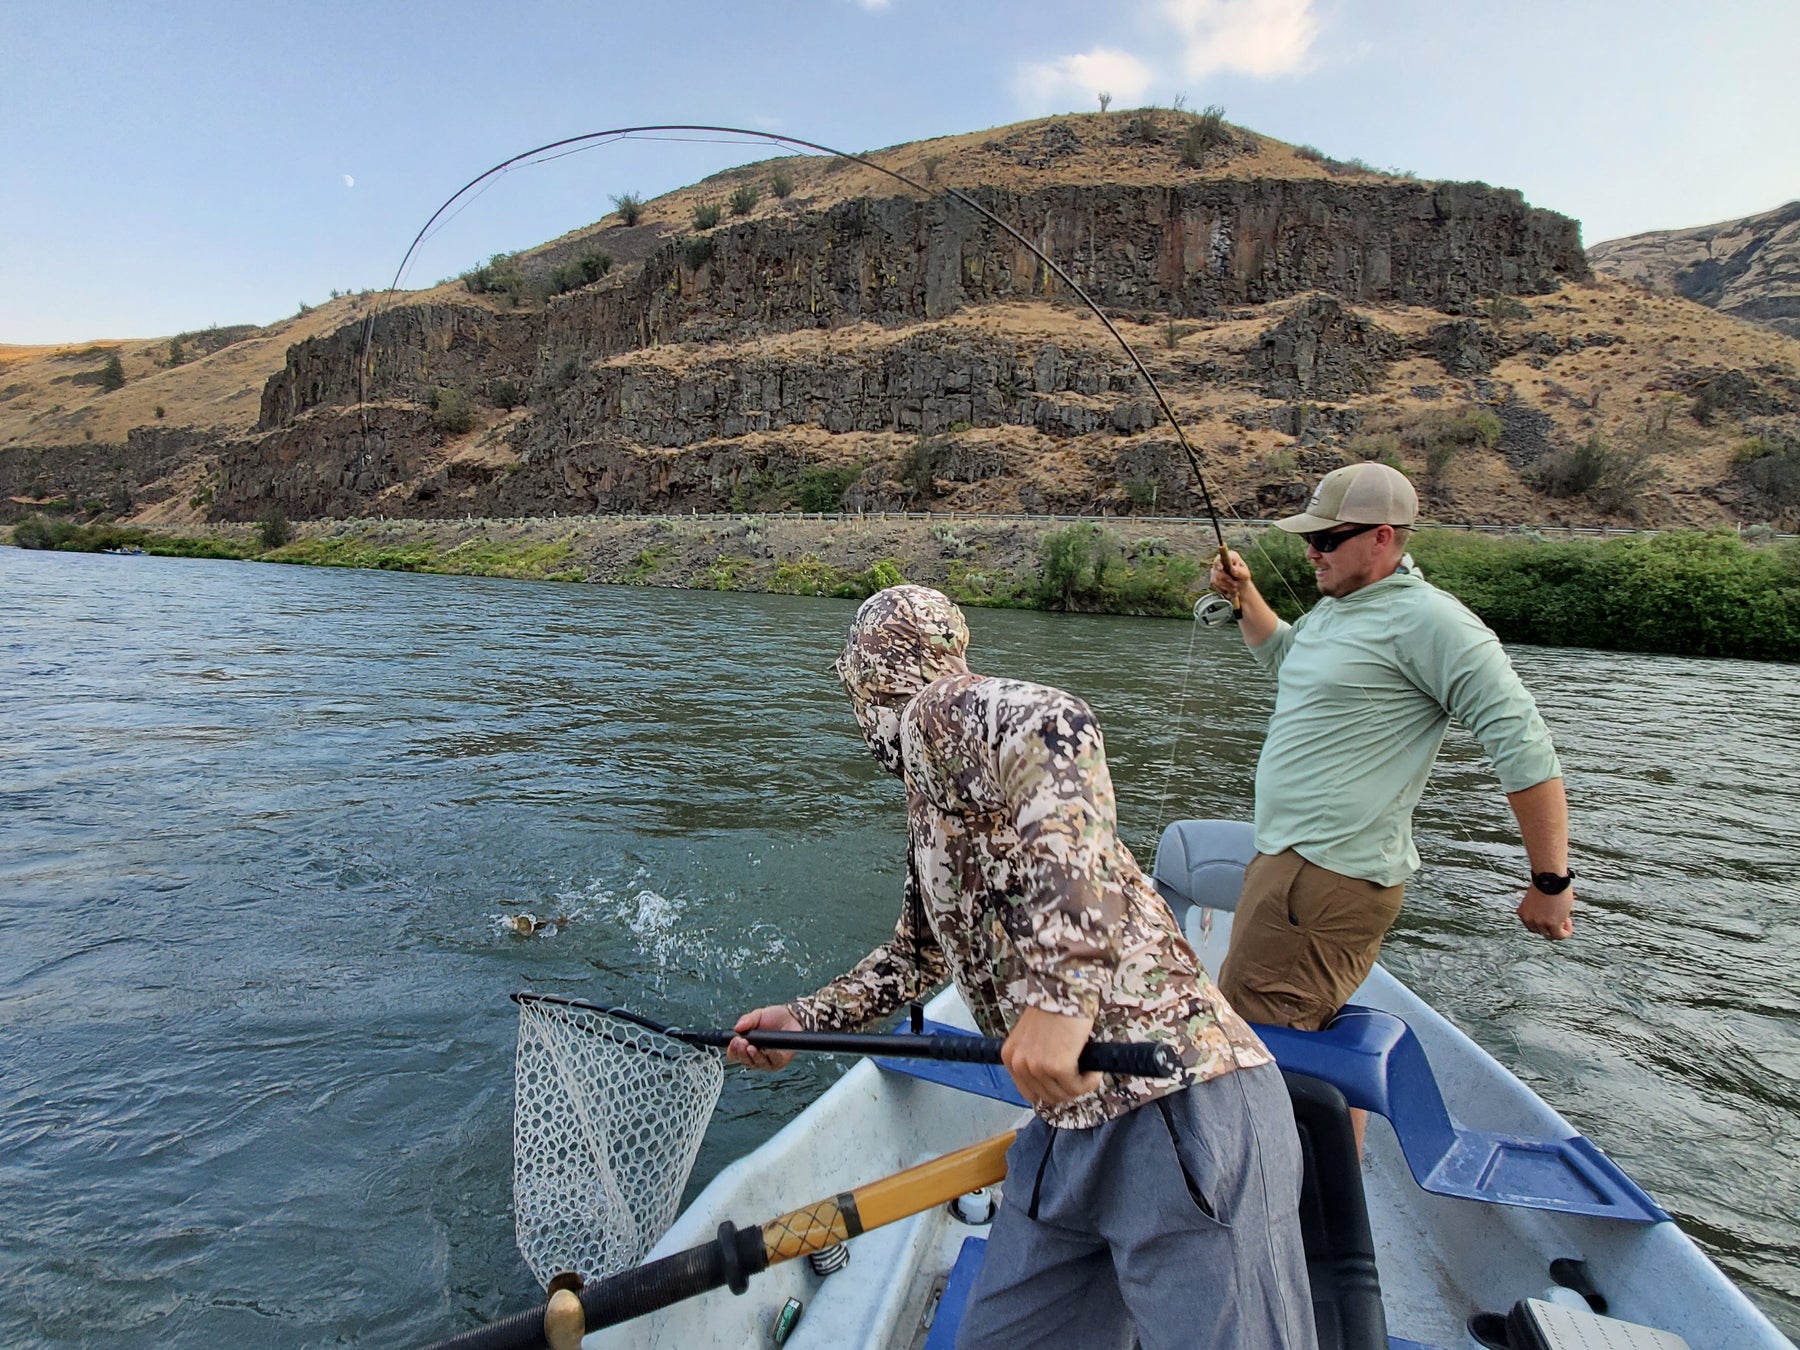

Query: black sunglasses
[1300,522,1383,553]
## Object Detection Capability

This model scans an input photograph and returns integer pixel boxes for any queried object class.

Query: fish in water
[497,910,578,938]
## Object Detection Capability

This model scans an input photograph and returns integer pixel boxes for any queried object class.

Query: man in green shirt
[1208,463,1574,1052]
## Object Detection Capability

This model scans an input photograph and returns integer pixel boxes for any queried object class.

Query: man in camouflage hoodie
[730,586,1316,1350]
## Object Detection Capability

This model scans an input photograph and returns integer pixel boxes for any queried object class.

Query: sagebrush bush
[1533,435,1662,517]
[610,192,644,225]
[1179,105,1231,165]
[900,436,948,500]
[691,201,722,230]
[729,184,760,216]
[769,168,794,198]
[431,387,475,435]
[548,251,612,295]
[680,237,716,271]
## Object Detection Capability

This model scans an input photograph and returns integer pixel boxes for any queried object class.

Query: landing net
[512,996,724,1287]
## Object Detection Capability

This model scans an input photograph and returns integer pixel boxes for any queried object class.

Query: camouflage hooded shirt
[789,586,1270,1129]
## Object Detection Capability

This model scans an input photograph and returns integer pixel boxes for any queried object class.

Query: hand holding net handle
[508,995,1182,1079]
[718,1027,1181,1078]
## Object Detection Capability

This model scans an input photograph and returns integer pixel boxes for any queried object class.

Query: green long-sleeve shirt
[1249,571,1561,887]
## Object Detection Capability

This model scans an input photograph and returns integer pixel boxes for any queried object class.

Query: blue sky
[3,0,1795,343]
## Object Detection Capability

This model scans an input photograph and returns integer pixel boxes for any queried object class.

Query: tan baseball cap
[1274,462,1418,533]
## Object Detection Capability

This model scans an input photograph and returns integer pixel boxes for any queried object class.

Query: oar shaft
[418,1131,1018,1350]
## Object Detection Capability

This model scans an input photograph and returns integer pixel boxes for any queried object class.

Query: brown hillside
[1589,201,1800,339]
[5,114,1798,531]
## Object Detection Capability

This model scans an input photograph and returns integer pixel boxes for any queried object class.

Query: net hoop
[512,995,724,1287]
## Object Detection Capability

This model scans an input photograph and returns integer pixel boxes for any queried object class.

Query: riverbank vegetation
[7,512,1797,661]
[6,514,583,581]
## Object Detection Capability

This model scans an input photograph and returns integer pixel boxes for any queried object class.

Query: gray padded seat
[1150,818,1257,924]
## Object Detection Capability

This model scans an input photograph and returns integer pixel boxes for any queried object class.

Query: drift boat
[582,820,1792,1350]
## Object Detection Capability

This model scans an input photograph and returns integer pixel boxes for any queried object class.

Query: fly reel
[1193,592,1238,628]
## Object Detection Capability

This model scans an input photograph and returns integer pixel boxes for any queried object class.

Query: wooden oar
[422,1131,1017,1350]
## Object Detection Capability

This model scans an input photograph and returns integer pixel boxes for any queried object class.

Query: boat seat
[1151,817,1258,918]
[908,1077,1387,1350]
[1149,819,1668,1225]
[1253,1010,1667,1222]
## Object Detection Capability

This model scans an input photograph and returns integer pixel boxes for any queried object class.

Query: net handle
[513,992,1182,1078]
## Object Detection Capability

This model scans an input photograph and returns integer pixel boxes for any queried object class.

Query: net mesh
[512,998,724,1288]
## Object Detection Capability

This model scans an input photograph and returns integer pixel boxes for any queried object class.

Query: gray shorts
[956,1061,1318,1350]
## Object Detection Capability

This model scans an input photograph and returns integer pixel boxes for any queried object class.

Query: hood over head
[835,585,970,775]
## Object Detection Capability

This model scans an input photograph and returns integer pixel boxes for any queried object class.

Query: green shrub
[691,201,722,230]
[611,192,644,225]
[1411,529,1800,661]
[621,544,671,582]
[487,378,525,411]
[431,386,476,435]
[944,558,1032,608]
[1532,435,1662,517]
[12,515,73,549]
[704,553,758,591]
[1486,295,1532,324]
[1032,523,1201,616]
[1347,432,1402,464]
[901,436,948,500]
[1179,105,1231,165]
[729,184,760,216]
[463,252,526,299]
[770,168,794,198]
[770,553,841,595]
[548,251,612,295]
[154,405,166,419]
[100,354,125,392]
[1737,432,1800,511]
[797,465,858,512]
[167,338,186,367]
[1124,477,1161,510]
[681,237,716,271]
[1123,109,1163,144]
[1235,529,1316,620]
[257,504,292,550]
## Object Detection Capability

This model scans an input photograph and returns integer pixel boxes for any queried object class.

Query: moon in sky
[343,174,356,188]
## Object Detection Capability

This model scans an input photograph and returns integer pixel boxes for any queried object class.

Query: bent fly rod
[359,123,1242,618]
[512,991,1181,1079]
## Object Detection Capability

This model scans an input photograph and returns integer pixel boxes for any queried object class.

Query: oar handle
[722,1027,1182,1078]
[419,1132,1018,1350]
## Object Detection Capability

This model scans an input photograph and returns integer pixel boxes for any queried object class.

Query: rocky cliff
[7,113,1799,533]
[1589,201,1800,338]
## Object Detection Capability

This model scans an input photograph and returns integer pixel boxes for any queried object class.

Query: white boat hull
[584,865,1793,1349]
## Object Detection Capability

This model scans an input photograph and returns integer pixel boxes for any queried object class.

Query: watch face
[1533,871,1572,895]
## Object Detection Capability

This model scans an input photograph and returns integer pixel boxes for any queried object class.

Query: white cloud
[1012,48,1155,112]
[853,0,891,9]
[1163,0,1319,81]
[343,173,355,188]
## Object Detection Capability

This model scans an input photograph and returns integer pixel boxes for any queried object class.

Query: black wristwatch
[1531,869,1574,895]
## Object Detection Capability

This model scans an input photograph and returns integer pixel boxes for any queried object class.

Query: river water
[1,547,1796,1346]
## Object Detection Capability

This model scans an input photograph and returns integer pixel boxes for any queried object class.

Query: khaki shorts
[1217,850,1404,1032]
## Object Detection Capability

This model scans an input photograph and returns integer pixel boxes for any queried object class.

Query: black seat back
[1286,1071,1387,1350]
